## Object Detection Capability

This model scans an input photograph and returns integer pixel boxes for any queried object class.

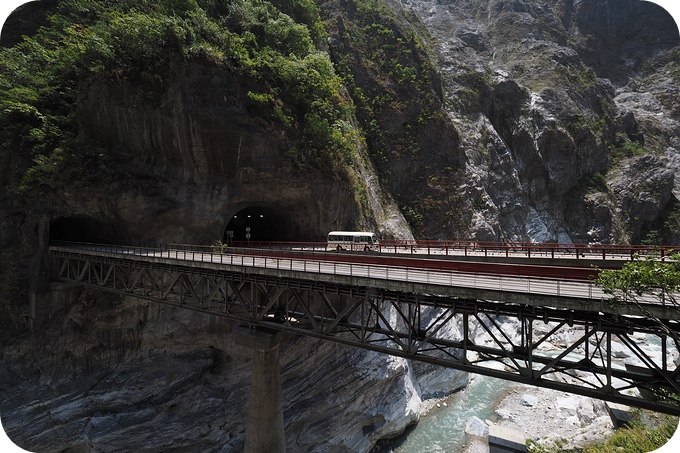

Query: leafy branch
[595,252,680,348]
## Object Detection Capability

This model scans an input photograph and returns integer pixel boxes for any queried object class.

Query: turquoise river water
[380,374,510,452]
[380,332,677,452]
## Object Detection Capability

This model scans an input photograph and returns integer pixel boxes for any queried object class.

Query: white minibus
[327,231,379,251]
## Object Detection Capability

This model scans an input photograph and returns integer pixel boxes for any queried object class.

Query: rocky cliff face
[0,39,421,453]
[2,287,469,452]
[392,0,680,243]
[1,1,679,452]
[68,62,366,244]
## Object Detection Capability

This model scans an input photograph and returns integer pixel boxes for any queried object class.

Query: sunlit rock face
[1,1,679,452]
[397,0,679,244]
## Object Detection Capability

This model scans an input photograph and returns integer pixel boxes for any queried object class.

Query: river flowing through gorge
[376,329,678,452]
[385,374,506,452]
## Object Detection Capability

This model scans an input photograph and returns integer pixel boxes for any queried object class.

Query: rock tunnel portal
[50,216,120,244]
[224,206,293,243]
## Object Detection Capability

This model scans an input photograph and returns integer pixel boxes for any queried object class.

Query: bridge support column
[235,327,286,453]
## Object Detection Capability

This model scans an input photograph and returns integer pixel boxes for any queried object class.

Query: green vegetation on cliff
[327,0,444,164]
[0,0,360,195]
[321,0,468,236]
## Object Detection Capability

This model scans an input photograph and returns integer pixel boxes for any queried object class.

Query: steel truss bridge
[49,242,680,415]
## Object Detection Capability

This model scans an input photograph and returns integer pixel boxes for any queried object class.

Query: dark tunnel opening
[50,217,119,244]
[224,206,292,243]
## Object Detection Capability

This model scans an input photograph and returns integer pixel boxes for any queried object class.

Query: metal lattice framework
[51,247,680,415]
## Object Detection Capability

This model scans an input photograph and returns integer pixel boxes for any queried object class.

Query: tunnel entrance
[50,217,118,244]
[224,206,292,243]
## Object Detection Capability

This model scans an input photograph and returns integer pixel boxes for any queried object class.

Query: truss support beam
[50,250,680,415]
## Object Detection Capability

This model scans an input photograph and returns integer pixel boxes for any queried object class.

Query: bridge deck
[49,243,678,320]
[48,242,680,415]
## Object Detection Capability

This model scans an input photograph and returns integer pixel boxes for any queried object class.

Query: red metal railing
[50,240,621,282]
[223,239,678,260]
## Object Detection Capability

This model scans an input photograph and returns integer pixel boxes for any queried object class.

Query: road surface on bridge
[51,242,678,319]
[57,243,603,296]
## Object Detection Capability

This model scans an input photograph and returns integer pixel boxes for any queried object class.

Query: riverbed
[376,331,679,453]
[374,374,507,452]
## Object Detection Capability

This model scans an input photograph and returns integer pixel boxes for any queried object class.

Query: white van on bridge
[326,231,379,251]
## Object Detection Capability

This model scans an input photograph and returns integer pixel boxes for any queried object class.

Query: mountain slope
[0,1,679,452]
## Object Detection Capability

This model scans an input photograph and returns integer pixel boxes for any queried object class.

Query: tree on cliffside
[595,253,680,408]
[0,0,360,197]
[595,252,680,347]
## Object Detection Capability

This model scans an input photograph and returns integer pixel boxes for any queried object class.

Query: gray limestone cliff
[1,1,679,452]
[395,0,680,243]
[2,287,469,452]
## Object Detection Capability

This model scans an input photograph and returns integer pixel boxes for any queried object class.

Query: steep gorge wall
[396,0,680,243]
[0,4,436,453]
[1,1,680,452]
[3,287,470,452]
[58,60,363,245]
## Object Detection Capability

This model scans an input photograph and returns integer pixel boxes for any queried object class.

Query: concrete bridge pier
[234,327,286,453]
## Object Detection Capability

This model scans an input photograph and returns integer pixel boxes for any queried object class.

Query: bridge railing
[223,239,678,260]
[51,240,598,278]
[50,241,608,299]
[77,238,678,262]
[50,241,680,311]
